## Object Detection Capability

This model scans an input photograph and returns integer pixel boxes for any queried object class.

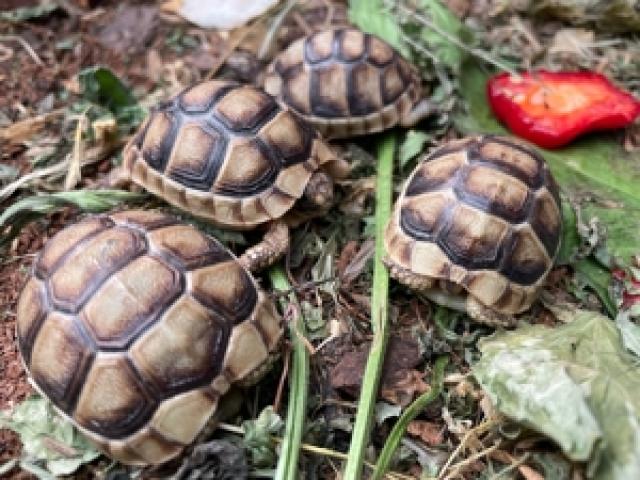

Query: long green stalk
[372,356,449,480]
[343,133,396,479]
[269,265,310,480]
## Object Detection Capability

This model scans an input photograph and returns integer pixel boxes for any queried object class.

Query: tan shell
[264,27,423,139]
[16,210,282,465]
[122,81,337,230]
[384,136,562,314]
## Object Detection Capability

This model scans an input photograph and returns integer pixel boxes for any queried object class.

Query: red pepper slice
[487,70,640,149]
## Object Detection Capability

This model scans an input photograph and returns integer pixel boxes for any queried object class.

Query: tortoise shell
[122,81,337,229]
[264,27,423,139]
[16,210,282,465]
[384,136,562,314]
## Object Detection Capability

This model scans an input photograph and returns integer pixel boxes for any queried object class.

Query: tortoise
[263,27,433,139]
[120,80,349,272]
[16,210,283,465]
[384,135,562,326]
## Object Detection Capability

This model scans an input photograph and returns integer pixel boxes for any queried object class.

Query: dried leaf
[407,420,444,446]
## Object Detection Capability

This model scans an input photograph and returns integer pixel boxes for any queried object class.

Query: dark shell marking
[17,211,282,465]
[122,81,333,229]
[391,136,562,287]
[266,28,422,138]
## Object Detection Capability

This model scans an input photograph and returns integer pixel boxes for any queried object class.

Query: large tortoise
[384,136,562,325]
[264,27,433,139]
[16,210,282,465]
[120,80,349,271]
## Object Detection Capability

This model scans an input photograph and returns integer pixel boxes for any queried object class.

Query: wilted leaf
[399,130,430,168]
[0,190,148,246]
[0,396,100,476]
[474,311,640,479]
[455,61,640,268]
[242,406,283,468]
[349,0,410,57]
[0,3,58,23]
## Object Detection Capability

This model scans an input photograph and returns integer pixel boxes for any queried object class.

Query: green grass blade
[343,133,396,480]
[269,265,310,480]
[372,356,449,479]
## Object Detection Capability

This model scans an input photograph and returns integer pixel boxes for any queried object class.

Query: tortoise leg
[465,295,516,327]
[399,98,437,128]
[239,220,289,272]
[387,259,516,326]
[385,259,436,291]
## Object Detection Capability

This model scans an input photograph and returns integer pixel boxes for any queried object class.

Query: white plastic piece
[165,0,279,30]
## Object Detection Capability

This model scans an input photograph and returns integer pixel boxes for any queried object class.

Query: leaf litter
[2,0,640,478]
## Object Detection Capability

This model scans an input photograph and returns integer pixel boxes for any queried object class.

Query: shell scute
[385,135,562,315]
[17,212,283,465]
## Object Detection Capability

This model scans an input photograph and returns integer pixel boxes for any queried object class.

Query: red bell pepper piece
[487,70,640,149]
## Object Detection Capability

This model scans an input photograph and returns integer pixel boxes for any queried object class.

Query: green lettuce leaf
[474,311,640,479]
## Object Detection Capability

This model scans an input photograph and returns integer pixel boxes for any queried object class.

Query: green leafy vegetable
[0,396,100,476]
[0,3,58,23]
[0,190,148,246]
[455,60,640,268]
[242,406,284,468]
[413,0,470,72]
[348,0,409,57]
[399,130,430,168]
[77,66,146,129]
[557,199,580,265]
[474,311,640,479]
[573,258,616,317]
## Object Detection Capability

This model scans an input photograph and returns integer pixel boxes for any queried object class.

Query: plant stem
[269,265,310,480]
[372,356,449,480]
[343,133,396,480]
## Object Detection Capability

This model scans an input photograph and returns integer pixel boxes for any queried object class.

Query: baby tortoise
[120,80,349,271]
[16,210,283,465]
[384,136,562,326]
[264,27,433,139]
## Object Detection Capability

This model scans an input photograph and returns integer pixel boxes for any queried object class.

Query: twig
[343,133,396,480]
[441,443,501,480]
[0,35,43,65]
[437,419,501,480]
